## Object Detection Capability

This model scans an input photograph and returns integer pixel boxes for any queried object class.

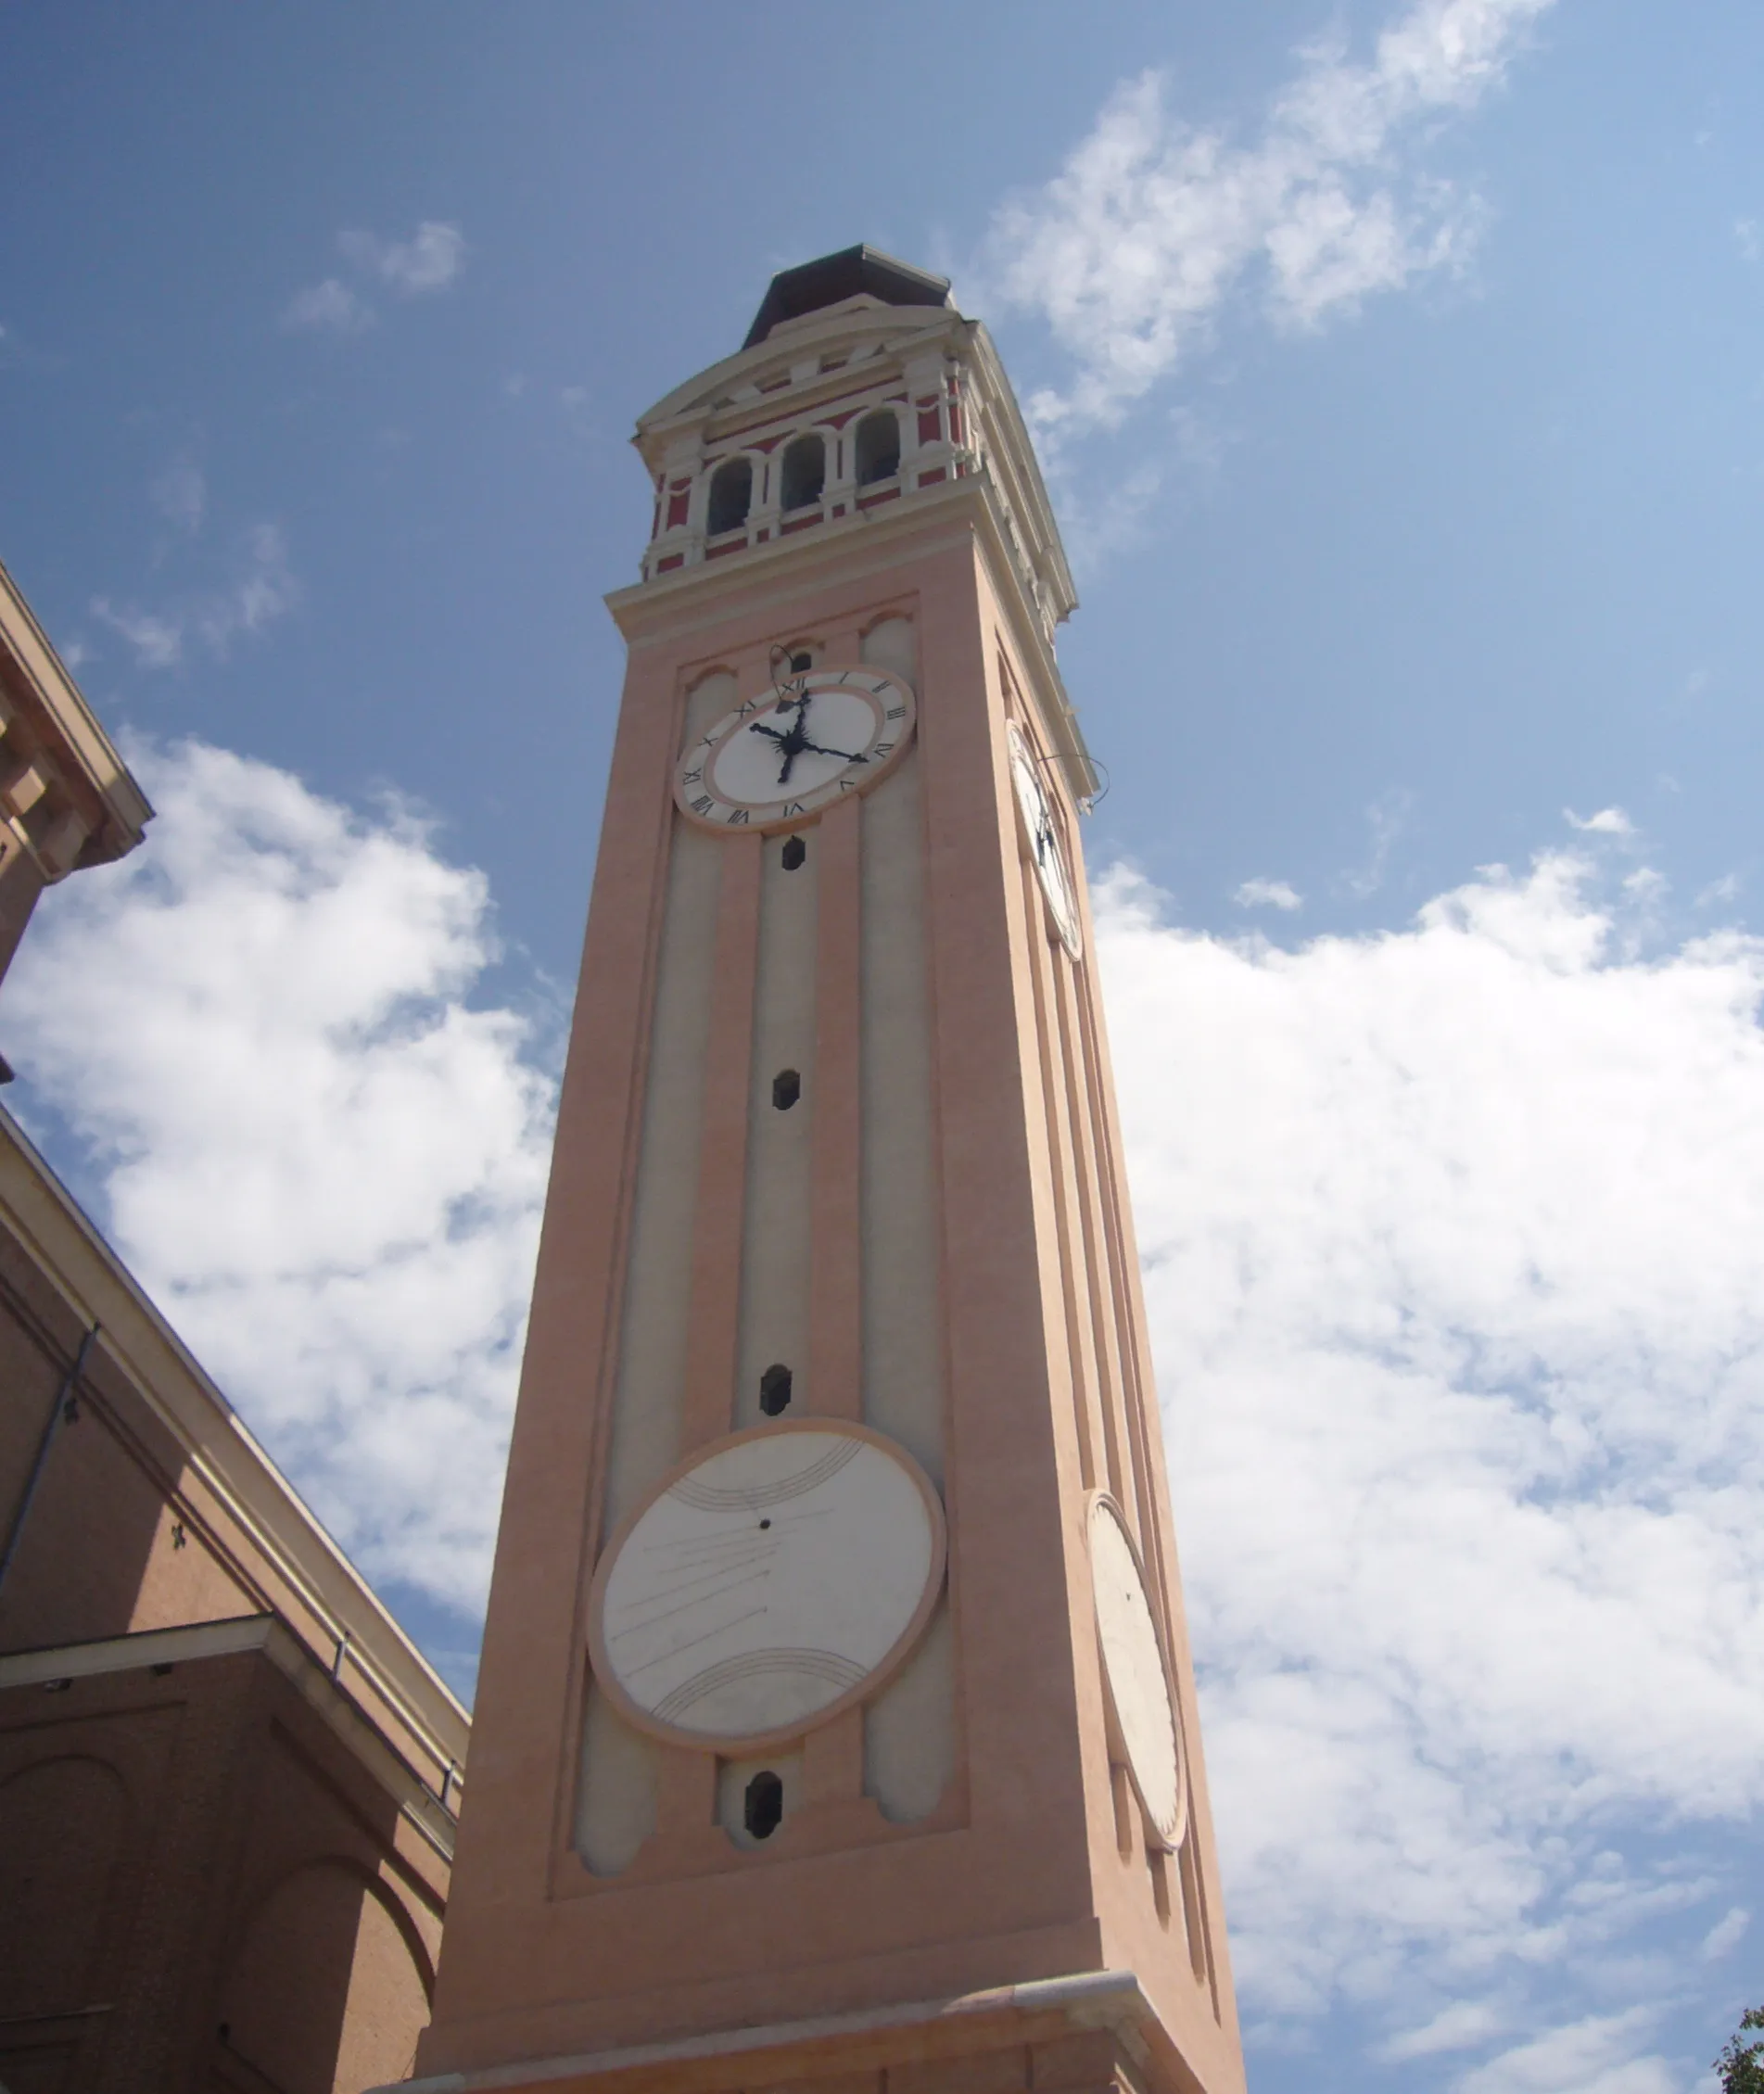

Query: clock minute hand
[798,738,866,764]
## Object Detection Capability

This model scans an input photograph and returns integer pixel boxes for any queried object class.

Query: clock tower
[409,248,1248,2094]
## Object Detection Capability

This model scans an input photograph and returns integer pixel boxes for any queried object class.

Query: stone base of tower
[382,1971,1212,2094]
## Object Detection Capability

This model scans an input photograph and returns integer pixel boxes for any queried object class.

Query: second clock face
[675,665,917,833]
[1008,723,1083,959]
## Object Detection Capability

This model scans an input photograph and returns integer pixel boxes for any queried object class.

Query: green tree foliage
[1718,2007,1764,2093]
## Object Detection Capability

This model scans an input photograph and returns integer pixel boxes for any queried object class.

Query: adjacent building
[0,557,463,2093]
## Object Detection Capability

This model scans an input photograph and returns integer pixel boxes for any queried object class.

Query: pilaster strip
[807,794,864,1419]
[679,837,763,1448]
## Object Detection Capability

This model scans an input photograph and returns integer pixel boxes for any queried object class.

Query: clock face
[1088,1493,1186,1850]
[675,665,917,833]
[589,1422,945,1752]
[1008,723,1082,959]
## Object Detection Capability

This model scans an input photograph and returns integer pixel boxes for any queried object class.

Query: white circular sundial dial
[589,1422,946,1752]
[1088,1492,1187,1850]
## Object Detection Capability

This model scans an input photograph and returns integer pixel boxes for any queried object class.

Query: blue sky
[6,6,1764,2092]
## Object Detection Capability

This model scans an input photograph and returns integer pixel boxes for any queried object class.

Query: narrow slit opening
[772,1069,801,1110]
[744,1770,784,1840]
[760,1364,793,1416]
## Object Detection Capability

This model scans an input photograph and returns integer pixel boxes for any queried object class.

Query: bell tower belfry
[410,247,1248,2094]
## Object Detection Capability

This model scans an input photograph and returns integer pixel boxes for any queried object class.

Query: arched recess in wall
[216,1859,433,2094]
[0,1754,130,2018]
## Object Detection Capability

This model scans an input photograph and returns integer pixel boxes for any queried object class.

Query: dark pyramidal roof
[743,246,953,350]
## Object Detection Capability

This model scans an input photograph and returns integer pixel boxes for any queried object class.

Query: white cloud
[336,221,466,296]
[4,742,555,1610]
[88,602,184,670]
[1379,1998,1513,2062]
[1097,849,1764,2072]
[283,276,374,335]
[1455,2012,1674,2094]
[1235,876,1304,911]
[1344,782,1413,895]
[1566,806,1633,835]
[284,222,464,335]
[1700,1906,1748,1960]
[1736,219,1760,265]
[91,523,298,668]
[1054,458,1167,570]
[986,0,1553,434]
[152,456,207,534]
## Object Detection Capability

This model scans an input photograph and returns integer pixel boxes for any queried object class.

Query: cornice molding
[0,557,152,870]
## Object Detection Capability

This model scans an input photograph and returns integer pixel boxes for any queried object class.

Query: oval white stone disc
[1088,1493,1186,1848]
[593,1426,944,1749]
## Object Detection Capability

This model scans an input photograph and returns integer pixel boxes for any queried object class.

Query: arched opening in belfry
[780,434,825,512]
[855,411,900,486]
[706,457,753,535]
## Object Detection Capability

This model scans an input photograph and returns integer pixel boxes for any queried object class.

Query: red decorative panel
[918,410,942,445]
[666,491,690,529]
[918,466,947,486]
[780,514,821,535]
[948,402,963,443]
[857,488,901,511]
[656,552,685,573]
[704,540,743,561]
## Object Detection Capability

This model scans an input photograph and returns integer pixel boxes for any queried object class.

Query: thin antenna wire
[1033,747,1110,813]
